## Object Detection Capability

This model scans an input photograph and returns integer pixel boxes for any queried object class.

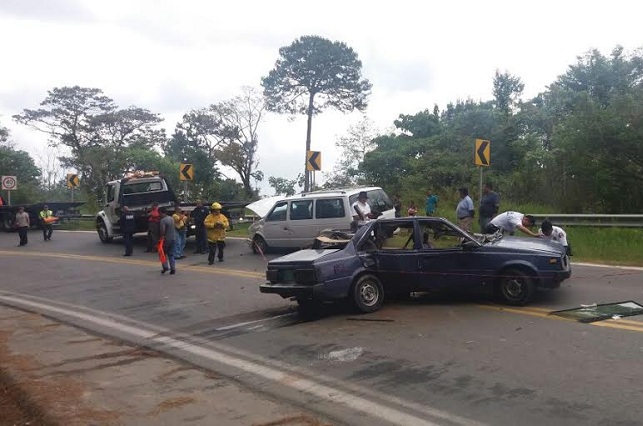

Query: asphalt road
[1,229,643,426]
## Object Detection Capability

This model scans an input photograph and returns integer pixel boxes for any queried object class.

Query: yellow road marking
[478,304,643,333]
[0,250,264,280]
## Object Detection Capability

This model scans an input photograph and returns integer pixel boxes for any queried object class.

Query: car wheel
[252,235,268,254]
[97,220,113,243]
[497,268,535,305]
[352,274,384,313]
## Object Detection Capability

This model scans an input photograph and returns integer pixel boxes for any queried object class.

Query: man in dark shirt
[191,200,209,254]
[479,182,500,233]
[120,206,136,256]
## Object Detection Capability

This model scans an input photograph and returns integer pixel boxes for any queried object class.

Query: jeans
[479,216,492,233]
[161,239,176,271]
[18,227,28,245]
[174,229,186,258]
[147,222,160,251]
[195,226,207,253]
[123,232,133,255]
[42,224,53,240]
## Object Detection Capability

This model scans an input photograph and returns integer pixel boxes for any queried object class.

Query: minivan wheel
[252,235,268,254]
[352,274,384,313]
[496,268,535,306]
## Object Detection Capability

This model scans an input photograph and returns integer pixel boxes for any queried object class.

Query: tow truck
[95,171,249,243]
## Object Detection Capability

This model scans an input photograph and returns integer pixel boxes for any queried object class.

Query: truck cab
[96,173,177,243]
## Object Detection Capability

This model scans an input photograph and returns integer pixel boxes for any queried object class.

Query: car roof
[285,186,383,200]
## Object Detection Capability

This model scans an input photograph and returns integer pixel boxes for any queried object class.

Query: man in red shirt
[146,202,160,252]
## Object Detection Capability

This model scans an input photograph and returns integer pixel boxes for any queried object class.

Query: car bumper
[260,282,327,299]
[539,268,572,289]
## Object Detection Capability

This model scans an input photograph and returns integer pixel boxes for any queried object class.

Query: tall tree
[261,35,372,191]
[13,86,162,204]
[492,70,525,116]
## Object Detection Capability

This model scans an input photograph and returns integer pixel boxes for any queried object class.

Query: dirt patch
[148,396,198,416]
[253,415,333,426]
[0,320,120,426]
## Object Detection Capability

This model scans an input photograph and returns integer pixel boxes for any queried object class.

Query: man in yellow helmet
[204,202,229,265]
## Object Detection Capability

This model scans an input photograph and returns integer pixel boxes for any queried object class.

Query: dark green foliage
[359,46,643,214]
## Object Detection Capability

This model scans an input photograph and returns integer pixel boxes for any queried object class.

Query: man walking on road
[158,207,176,275]
[204,202,229,265]
[146,202,160,252]
[478,182,500,233]
[120,206,136,256]
[15,206,30,246]
[39,205,54,241]
[191,200,209,254]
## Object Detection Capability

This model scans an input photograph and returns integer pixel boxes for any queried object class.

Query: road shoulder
[0,305,329,426]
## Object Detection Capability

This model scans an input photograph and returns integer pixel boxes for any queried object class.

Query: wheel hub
[360,283,378,306]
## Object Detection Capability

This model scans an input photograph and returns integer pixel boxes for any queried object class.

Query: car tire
[352,274,384,313]
[252,235,268,254]
[97,220,113,243]
[496,268,535,306]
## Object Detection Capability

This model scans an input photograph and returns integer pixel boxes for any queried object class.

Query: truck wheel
[252,236,268,254]
[496,268,535,306]
[352,274,384,313]
[97,220,113,243]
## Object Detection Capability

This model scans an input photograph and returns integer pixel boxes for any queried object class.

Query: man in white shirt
[485,211,539,237]
[351,191,374,228]
[539,219,572,255]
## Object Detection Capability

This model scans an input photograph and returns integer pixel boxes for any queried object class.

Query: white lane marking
[320,347,364,362]
[0,293,483,426]
[572,262,643,272]
[215,313,294,331]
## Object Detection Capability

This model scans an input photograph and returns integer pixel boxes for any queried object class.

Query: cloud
[0,0,94,22]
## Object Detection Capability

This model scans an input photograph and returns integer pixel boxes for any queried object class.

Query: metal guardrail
[531,214,643,228]
[71,213,643,228]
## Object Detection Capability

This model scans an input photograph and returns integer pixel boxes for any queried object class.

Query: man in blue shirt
[456,187,475,233]
[425,189,439,216]
[479,182,500,233]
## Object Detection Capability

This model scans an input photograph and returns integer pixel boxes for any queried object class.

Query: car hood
[490,236,564,255]
[246,196,284,218]
[268,249,340,265]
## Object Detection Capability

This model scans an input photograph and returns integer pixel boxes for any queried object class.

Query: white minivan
[247,187,395,253]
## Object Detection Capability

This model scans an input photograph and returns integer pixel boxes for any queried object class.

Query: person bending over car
[539,219,573,256]
[485,211,539,237]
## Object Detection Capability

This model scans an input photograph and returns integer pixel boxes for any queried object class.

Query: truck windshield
[123,181,164,194]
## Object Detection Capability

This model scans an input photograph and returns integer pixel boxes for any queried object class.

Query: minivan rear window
[290,200,313,220]
[349,189,393,214]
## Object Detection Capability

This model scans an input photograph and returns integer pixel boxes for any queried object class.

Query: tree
[13,86,163,204]
[492,70,524,116]
[0,124,41,204]
[268,176,298,196]
[176,87,266,198]
[324,117,377,188]
[261,35,372,191]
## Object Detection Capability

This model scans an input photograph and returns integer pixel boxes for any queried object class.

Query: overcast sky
[1,0,641,195]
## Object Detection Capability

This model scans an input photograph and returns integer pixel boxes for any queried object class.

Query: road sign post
[474,139,491,202]
[1,176,17,205]
[67,173,80,202]
[179,163,193,202]
[306,151,321,190]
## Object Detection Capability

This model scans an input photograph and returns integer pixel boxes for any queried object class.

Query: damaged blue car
[260,217,572,313]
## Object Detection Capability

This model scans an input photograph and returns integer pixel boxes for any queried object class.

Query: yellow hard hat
[211,202,222,210]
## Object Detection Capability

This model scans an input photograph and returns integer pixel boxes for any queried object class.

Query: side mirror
[462,240,479,250]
